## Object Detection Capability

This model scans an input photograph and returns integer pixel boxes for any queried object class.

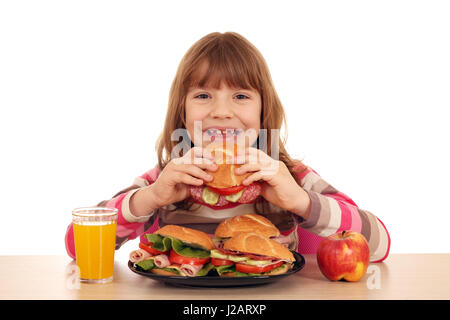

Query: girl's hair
[155,31,306,214]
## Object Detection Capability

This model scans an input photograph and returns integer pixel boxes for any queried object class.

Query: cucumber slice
[202,187,219,205]
[210,249,248,262]
[224,190,243,202]
[210,249,229,259]
[244,259,273,266]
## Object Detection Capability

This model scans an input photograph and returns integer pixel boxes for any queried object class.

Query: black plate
[128,251,305,287]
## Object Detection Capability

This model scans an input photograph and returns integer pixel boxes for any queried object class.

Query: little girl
[65,32,390,263]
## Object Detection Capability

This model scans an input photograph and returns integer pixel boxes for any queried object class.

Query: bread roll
[215,214,280,238]
[204,142,251,189]
[223,232,295,262]
[155,225,215,251]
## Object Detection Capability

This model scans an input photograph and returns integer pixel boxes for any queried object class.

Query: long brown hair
[155,32,306,213]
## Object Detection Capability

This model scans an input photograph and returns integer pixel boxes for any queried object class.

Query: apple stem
[342,230,346,237]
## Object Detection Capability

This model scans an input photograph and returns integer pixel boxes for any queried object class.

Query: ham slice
[271,234,291,247]
[189,185,203,202]
[153,254,170,268]
[237,183,261,203]
[217,247,274,260]
[180,264,204,277]
[213,239,225,249]
[129,249,152,263]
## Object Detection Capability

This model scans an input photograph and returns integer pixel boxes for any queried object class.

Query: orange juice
[72,207,118,283]
[73,222,117,280]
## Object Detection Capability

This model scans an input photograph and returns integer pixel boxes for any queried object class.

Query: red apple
[317,230,370,282]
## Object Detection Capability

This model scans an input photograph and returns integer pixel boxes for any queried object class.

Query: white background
[1,0,449,259]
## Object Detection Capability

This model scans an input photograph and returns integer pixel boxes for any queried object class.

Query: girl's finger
[188,155,218,172]
[178,173,204,186]
[235,163,261,175]
[176,147,215,166]
[242,171,265,186]
[174,163,213,182]
[182,147,211,161]
[240,162,279,184]
[190,159,218,172]
[201,162,219,172]
[234,147,271,164]
[233,154,274,172]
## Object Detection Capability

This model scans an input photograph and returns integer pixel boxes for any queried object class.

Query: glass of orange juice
[72,207,118,283]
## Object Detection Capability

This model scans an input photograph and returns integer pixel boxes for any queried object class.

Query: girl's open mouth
[203,128,243,142]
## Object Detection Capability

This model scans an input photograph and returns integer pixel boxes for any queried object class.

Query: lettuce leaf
[213,265,258,277]
[213,264,288,277]
[135,259,155,271]
[215,264,236,275]
[170,237,210,258]
[196,263,215,277]
[145,234,210,258]
[145,234,172,252]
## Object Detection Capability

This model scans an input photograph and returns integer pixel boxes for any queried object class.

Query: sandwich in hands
[209,232,296,277]
[189,142,261,207]
[214,213,292,248]
[129,225,215,277]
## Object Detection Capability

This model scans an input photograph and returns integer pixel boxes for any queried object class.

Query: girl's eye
[195,93,210,99]
[235,94,249,100]
[193,93,249,100]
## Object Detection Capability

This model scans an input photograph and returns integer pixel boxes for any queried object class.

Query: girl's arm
[64,165,161,259]
[294,165,391,263]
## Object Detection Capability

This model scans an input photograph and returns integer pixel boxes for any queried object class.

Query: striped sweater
[65,164,390,263]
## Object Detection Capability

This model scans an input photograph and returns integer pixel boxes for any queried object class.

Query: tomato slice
[235,261,284,274]
[169,250,210,266]
[207,185,245,196]
[139,242,167,255]
[210,257,234,266]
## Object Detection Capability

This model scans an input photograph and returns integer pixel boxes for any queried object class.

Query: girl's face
[185,81,262,148]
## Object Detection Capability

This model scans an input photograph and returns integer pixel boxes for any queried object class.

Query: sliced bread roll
[215,214,280,238]
[155,225,215,251]
[223,232,295,262]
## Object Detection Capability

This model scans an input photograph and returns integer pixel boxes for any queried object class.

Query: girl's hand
[145,147,218,210]
[234,147,311,219]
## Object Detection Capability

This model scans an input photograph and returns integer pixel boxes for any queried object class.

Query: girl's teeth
[206,129,219,136]
[206,128,240,136]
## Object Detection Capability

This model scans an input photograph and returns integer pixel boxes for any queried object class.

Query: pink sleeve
[294,164,391,263]
[64,166,161,259]
[321,191,391,262]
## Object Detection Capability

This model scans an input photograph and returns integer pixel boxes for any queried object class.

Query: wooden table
[1,254,449,300]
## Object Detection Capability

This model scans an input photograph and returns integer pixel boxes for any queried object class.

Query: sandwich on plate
[213,213,293,248]
[129,225,215,277]
[209,232,296,277]
[213,213,284,248]
[189,142,261,207]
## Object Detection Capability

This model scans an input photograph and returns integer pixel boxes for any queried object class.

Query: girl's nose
[210,99,234,118]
